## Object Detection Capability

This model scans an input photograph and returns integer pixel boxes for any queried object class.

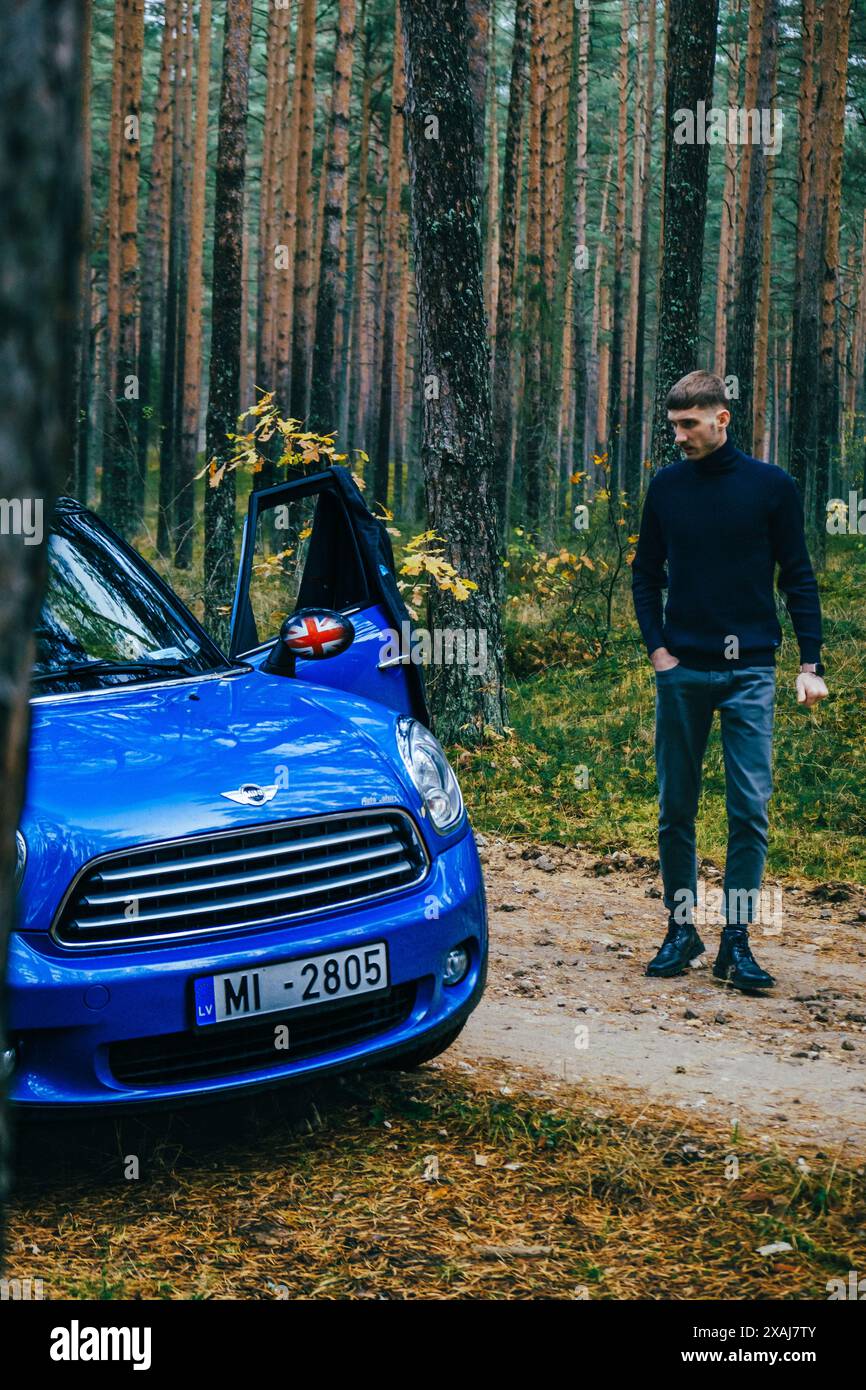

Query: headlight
[396,718,464,834]
[15,830,26,890]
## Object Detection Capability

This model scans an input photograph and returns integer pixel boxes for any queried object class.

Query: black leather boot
[713,927,775,991]
[646,921,706,978]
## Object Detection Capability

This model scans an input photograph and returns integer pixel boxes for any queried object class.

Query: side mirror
[263,607,355,678]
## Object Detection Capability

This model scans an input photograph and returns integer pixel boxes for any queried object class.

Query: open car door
[229,466,430,726]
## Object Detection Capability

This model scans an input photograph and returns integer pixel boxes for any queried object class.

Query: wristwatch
[801,662,825,676]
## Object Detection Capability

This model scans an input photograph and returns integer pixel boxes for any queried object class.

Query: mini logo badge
[220,783,279,807]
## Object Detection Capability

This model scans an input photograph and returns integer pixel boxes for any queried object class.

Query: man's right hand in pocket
[651,647,681,673]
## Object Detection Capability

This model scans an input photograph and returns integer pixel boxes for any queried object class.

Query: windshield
[32,510,228,694]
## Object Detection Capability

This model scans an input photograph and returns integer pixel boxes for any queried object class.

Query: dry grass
[6,1066,865,1300]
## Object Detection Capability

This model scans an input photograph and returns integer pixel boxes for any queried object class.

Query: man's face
[668,405,731,459]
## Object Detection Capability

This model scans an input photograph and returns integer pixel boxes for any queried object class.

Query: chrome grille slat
[81,839,407,906]
[52,810,429,949]
[91,822,395,884]
[72,859,414,930]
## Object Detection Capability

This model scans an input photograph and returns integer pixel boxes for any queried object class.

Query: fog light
[443,947,469,986]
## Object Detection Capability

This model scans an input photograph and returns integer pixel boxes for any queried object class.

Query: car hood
[20,668,420,931]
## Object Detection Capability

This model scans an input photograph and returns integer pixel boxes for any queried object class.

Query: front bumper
[7,828,487,1108]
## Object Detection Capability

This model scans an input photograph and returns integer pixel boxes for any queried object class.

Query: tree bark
[176,0,213,569]
[0,0,82,1253]
[107,0,145,539]
[372,3,406,510]
[624,0,656,521]
[289,0,317,421]
[136,0,178,519]
[491,0,530,534]
[728,0,777,454]
[400,0,508,742]
[649,0,719,473]
[310,0,356,434]
[204,0,253,648]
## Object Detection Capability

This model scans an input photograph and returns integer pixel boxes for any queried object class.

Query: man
[631,371,828,992]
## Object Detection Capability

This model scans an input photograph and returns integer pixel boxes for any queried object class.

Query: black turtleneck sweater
[631,436,823,670]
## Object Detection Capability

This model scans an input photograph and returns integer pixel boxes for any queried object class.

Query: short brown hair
[665,370,729,411]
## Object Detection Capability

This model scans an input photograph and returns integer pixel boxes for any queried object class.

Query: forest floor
[457,834,866,1153]
[5,835,866,1300]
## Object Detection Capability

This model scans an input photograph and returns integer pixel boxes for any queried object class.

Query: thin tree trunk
[204,0,253,647]
[518,0,545,532]
[465,0,491,203]
[309,0,356,433]
[176,0,212,568]
[728,0,777,454]
[372,3,406,510]
[136,0,178,520]
[346,8,372,460]
[289,0,317,420]
[625,0,656,520]
[753,152,774,454]
[608,0,630,483]
[649,0,719,473]
[101,0,126,516]
[107,0,145,538]
[815,0,852,565]
[491,0,530,534]
[72,0,93,501]
[713,0,740,374]
[157,0,191,555]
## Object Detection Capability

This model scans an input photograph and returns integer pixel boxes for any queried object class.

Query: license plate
[193,942,390,1026]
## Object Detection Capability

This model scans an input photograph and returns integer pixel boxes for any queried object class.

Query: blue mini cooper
[7,467,487,1108]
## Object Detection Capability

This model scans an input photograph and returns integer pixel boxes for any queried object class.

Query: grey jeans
[654,663,776,928]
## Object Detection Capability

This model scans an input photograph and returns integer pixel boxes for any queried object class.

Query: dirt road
[448,836,866,1155]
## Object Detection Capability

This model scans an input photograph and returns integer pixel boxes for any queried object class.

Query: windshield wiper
[32,657,198,685]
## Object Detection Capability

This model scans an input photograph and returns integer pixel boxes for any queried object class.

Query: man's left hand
[796,670,828,708]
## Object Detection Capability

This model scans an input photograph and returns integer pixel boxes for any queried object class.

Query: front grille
[109,983,416,1087]
[53,810,429,948]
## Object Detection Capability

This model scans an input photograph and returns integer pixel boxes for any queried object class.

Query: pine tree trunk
[608,0,630,484]
[815,0,851,566]
[753,153,774,454]
[275,3,305,415]
[136,0,177,520]
[484,13,500,349]
[372,3,406,510]
[176,0,212,568]
[107,0,145,539]
[465,0,490,203]
[0,0,83,1248]
[624,0,656,520]
[310,0,357,434]
[788,0,819,497]
[728,0,777,454]
[713,0,740,373]
[400,0,508,742]
[289,0,317,420]
[204,0,253,648]
[649,0,719,473]
[101,0,126,518]
[392,217,411,515]
[72,0,93,501]
[157,1,191,555]
[491,0,530,533]
[519,0,545,532]
[346,11,371,460]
